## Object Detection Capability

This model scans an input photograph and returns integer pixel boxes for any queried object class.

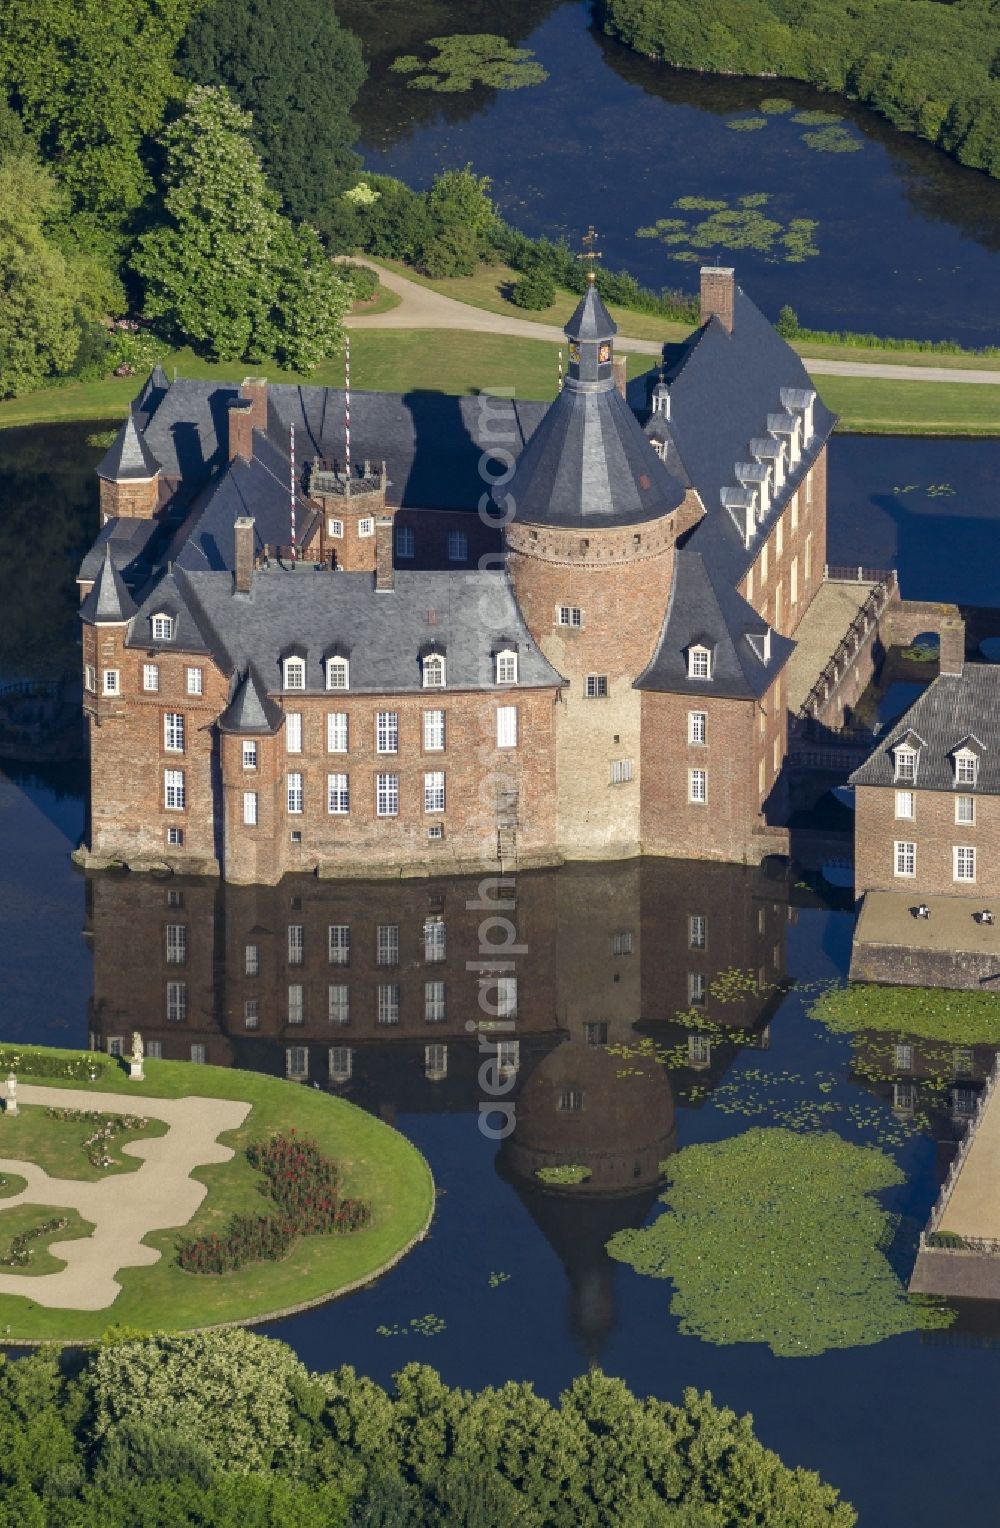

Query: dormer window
[151,614,173,641]
[495,650,518,685]
[283,657,306,691]
[954,750,979,787]
[688,645,712,681]
[423,653,446,689]
[894,744,916,783]
[326,656,349,691]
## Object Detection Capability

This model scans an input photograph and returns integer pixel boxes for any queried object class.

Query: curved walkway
[0,1084,250,1310]
[345,260,1000,383]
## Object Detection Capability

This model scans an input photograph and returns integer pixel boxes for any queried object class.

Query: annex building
[77,267,834,885]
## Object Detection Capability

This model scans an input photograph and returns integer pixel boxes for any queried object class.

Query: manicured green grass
[817,373,1000,435]
[0,1205,95,1277]
[0,1050,434,1343]
[810,982,1000,1044]
[0,1174,28,1199]
[0,1105,168,1180]
[350,283,402,318]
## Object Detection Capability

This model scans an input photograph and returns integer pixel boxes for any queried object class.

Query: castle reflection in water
[85,858,793,1355]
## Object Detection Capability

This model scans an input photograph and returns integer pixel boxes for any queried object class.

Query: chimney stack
[240,376,268,432]
[229,399,254,462]
[375,514,394,592]
[234,516,255,594]
[612,355,628,399]
[700,266,735,334]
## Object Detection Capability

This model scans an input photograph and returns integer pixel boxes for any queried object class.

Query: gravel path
[0,1084,250,1310]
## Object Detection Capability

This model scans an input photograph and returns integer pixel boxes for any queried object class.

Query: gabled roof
[851,667,1000,793]
[219,668,283,734]
[170,432,318,573]
[126,567,216,657]
[96,409,160,482]
[636,548,794,699]
[80,544,138,625]
[77,516,163,586]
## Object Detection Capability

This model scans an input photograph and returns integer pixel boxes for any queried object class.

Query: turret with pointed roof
[96,408,162,523]
[81,543,138,625]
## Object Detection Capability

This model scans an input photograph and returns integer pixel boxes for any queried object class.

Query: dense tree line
[598,0,1000,179]
[0,1328,855,1526]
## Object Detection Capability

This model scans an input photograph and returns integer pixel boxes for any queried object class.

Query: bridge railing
[918,1050,1000,1257]
[798,569,899,723]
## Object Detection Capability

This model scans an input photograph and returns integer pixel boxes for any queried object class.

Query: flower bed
[0,1216,69,1268]
[45,1107,151,1169]
[177,1131,370,1275]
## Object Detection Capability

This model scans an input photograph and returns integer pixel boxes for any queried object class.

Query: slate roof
[169,430,319,572]
[219,668,284,734]
[564,282,616,341]
[80,544,138,624]
[636,548,794,699]
[127,567,215,657]
[129,568,565,695]
[850,667,1000,794]
[77,517,163,586]
[96,409,160,481]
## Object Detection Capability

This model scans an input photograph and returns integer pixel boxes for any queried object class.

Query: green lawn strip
[0,1205,95,1276]
[0,1174,27,1199]
[0,1105,167,1180]
[817,373,1000,435]
[0,1053,434,1343]
[350,284,401,318]
[810,983,1000,1044]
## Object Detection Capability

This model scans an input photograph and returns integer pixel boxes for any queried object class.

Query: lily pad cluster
[725,100,862,153]
[637,194,819,264]
[377,1313,447,1337]
[535,1164,592,1185]
[391,35,548,93]
[607,1128,952,1356]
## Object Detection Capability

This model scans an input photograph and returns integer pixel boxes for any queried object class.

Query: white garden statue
[128,1032,144,1083]
[5,1073,17,1116]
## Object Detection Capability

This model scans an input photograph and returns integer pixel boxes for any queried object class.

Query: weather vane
[579,225,602,283]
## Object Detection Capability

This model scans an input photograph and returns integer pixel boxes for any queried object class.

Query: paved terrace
[855,891,1000,958]
[784,579,877,715]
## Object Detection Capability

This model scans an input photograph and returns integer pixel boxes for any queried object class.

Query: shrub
[0,1048,107,1081]
[509,270,556,309]
[340,263,379,303]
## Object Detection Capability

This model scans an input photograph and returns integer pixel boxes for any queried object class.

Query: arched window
[326,656,350,691]
[151,613,173,641]
[423,653,446,689]
[283,656,306,691]
[495,650,518,685]
[688,645,711,680]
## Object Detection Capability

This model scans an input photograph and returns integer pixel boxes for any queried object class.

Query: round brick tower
[503,281,690,857]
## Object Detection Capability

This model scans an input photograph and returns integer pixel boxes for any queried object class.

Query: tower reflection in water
[85,858,791,1358]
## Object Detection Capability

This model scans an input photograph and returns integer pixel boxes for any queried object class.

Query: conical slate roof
[96,408,160,482]
[563,281,617,342]
[82,543,138,624]
[219,667,283,734]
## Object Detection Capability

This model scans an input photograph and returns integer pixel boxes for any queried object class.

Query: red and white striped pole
[344,334,351,485]
[289,422,297,560]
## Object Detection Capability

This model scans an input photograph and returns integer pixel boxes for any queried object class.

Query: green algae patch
[607,1128,951,1357]
[810,982,1000,1045]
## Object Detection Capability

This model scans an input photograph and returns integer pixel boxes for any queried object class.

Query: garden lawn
[0,1051,433,1343]
[0,1206,95,1277]
[0,1105,168,1180]
[810,983,1000,1044]
[816,373,1000,435]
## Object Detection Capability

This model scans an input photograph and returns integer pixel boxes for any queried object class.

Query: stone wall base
[910,1246,1000,1301]
[850,939,1000,991]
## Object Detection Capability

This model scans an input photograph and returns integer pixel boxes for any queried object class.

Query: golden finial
[579,225,602,283]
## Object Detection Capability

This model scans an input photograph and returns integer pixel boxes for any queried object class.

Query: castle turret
[96,409,161,524]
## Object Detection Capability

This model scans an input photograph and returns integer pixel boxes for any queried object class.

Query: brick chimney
[938,612,966,676]
[234,516,255,594]
[700,266,735,334]
[375,514,394,592]
[240,376,268,431]
[229,399,254,462]
[612,355,627,399]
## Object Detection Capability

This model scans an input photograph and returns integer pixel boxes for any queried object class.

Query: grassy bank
[0,1050,434,1343]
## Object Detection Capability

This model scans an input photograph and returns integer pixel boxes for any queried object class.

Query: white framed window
[327,772,349,814]
[376,711,399,754]
[85,663,97,693]
[285,712,302,753]
[423,709,445,751]
[956,794,975,825]
[557,606,582,628]
[688,768,707,804]
[377,983,400,1025]
[689,914,707,950]
[496,977,517,1020]
[245,944,259,976]
[688,711,707,745]
[586,674,608,698]
[166,889,183,907]
[287,772,303,814]
[424,918,446,962]
[376,773,399,816]
[894,1042,913,1072]
[688,1033,712,1067]
[152,613,173,641]
[143,664,159,693]
[447,530,468,562]
[894,840,916,878]
[327,712,348,752]
[284,657,305,692]
[288,925,304,965]
[103,669,120,696]
[244,999,259,1030]
[164,712,185,752]
[165,924,187,964]
[497,705,518,748]
[497,1038,520,1072]
[358,517,374,538]
[328,925,350,966]
[425,980,446,1023]
[328,984,350,1025]
[688,646,711,680]
[329,1045,352,1082]
[424,771,445,813]
[955,751,979,786]
[243,790,258,826]
[425,1043,448,1080]
[610,758,633,784]
[166,826,184,846]
[287,984,304,1024]
[327,517,344,539]
[689,972,707,1006]
[242,741,258,770]
[423,653,446,689]
[186,666,203,696]
[954,846,977,883]
[377,924,399,966]
[166,981,187,1022]
[164,769,185,810]
[396,526,415,558]
[495,650,518,685]
[895,790,915,820]
[326,657,349,691]
[806,470,814,507]
[611,931,633,956]
[894,745,916,783]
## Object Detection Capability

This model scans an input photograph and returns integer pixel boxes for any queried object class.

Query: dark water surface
[357,0,1000,341]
